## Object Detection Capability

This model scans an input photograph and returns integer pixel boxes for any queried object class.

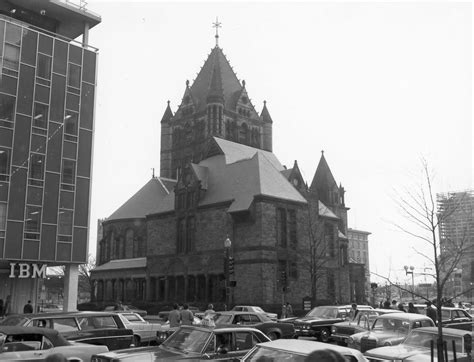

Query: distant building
[92,37,366,308]
[347,228,371,302]
[0,0,100,312]
[437,190,474,299]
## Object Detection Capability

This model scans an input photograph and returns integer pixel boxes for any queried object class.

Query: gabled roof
[107,177,175,221]
[260,100,273,124]
[160,101,173,123]
[93,257,146,272]
[318,201,339,219]
[190,46,243,112]
[310,151,338,191]
[150,138,307,215]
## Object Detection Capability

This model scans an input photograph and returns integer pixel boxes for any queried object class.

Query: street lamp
[224,237,231,309]
[404,265,415,300]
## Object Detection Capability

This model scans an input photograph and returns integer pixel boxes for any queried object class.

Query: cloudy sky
[83,1,472,284]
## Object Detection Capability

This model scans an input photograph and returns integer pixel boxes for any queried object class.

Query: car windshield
[161,328,211,354]
[215,314,233,324]
[306,307,338,319]
[372,318,409,334]
[253,307,265,313]
[0,316,29,326]
[404,331,463,352]
[244,346,306,361]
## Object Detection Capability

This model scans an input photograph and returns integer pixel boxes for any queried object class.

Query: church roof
[106,177,175,221]
[260,100,273,123]
[93,257,146,272]
[190,46,243,112]
[318,200,339,219]
[160,101,173,123]
[151,138,307,215]
[310,151,338,191]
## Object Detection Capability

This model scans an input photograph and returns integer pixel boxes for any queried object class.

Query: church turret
[160,101,174,178]
[206,49,225,137]
[261,100,273,151]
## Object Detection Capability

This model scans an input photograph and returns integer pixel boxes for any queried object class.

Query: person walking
[23,300,33,314]
[426,301,437,324]
[4,296,11,316]
[204,304,215,317]
[391,300,398,309]
[397,303,406,312]
[281,303,287,319]
[180,304,194,325]
[168,303,181,328]
[383,298,391,309]
[407,302,418,313]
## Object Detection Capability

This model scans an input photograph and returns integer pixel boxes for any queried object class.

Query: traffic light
[228,257,234,275]
[281,271,287,286]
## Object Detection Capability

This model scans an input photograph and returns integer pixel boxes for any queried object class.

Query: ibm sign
[9,263,48,279]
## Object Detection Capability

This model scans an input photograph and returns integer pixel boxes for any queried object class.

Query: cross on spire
[212,17,222,47]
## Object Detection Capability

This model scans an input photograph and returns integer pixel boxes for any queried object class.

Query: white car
[231,306,278,320]
[116,312,162,346]
[241,339,368,361]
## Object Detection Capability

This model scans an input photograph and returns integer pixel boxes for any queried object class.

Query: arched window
[126,229,134,259]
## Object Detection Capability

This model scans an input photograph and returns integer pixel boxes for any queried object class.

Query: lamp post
[404,265,415,300]
[224,237,231,309]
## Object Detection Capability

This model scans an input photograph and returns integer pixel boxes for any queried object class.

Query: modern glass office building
[0,0,100,313]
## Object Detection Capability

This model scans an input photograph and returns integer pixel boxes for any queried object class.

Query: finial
[242,80,246,88]
[212,17,222,47]
[167,100,170,106]
[263,100,267,106]
[152,168,155,178]
[321,150,324,155]
[186,80,189,87]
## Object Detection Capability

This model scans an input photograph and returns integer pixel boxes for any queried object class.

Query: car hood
[333,320,356,327]
[94,346,200,361]
[294,316,332,323]
[365,344,426,359]
[351,330,407,343]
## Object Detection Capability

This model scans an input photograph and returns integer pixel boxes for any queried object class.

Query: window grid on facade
[33,102,49,132]
[61,159,76,191]
[0,148,11,182]
[58,209,73,242]
[24,205,41,240]
[28,153,45,186]
[0,93,16,127]
[0,202,6,238]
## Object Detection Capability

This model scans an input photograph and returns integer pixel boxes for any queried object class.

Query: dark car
[215,311,294,340]
[440,307,472,330]
[0,325,108,361]
[331,308,400,345]
[0,311,133,351]
[292,305,373,342]
[92,325,271,361]
[103,304,147,317]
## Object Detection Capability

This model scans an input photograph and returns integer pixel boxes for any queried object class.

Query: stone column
[155,278,160,301]
[63,264,79,312]
[145,276,151,301]
[174,277,178,301]
[205,274,209,302]
[164,277,169,302]
[184,275,189,302]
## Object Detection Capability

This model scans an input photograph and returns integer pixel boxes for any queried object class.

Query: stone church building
[91,41,366,308]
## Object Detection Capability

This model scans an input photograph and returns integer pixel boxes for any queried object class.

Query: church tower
[159,24,273,179]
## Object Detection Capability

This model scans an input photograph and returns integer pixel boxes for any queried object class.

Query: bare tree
[388,160,473,362]
[79,254,97,301]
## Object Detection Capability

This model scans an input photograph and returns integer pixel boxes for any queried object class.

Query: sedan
[0,325,108,361]
[116,312,163,346]
[103,304,147,317]
[92,325,270,361]
[364,327,472,361]
[440,307,472,330]
[231,306,278,320]
[347,313,435,353]
[215,311,294,340]
[241,339,367,361]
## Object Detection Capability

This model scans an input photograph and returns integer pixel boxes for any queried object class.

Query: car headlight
[331,327,336,333]
[383,341,392,346]
[347,337,354,344]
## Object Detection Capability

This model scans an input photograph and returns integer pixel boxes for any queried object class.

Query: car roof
[7,311,122,318]
[179,325,265,333]
[373,308,400,314]
[218,311,266,316]
[377,313,432,320]
[0,325,60,337]
[254,339,362,355]
[413,327,473,337]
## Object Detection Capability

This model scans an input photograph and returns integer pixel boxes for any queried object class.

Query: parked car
[116,312,163,346]
[292,304,373,342]
[155,315,203,344]
[0,325,108,361]
[331,308,399,345]
[38,304,63,313]
[347,312,435,352]
[103,304,147,317]
[0,311,134,351]
[231,305,278,320]
[439,307,472,330]
[241,338,368,361]
[215,311,294,340]
[92,325,271,361]
[364,327,472,362]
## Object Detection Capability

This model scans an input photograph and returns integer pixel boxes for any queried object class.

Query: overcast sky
[83,1,472,284]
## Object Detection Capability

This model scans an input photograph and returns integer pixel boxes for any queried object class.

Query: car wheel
[132,335,140,347]
[319,328,330,343]
[267,332,279,340]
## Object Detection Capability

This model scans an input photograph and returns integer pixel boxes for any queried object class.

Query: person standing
[286,302,293,318]
[407,302,418,313]
[23,300,33,314]
[281,303,287,319]
[391,300,398,309]
[204,304,215,317]
[397,303,406,312]
[426,301,437,324]
[348,303,359,320]
[4,296,11,316]
[180,304,194,325]
[168,303,181,328]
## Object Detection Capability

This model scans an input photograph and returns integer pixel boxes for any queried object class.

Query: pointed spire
[206,49,224,104]
[160,100,173,123]
[310,151,338,193]
[260,100,273,124]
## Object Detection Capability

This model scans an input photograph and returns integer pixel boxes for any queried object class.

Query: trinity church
[91,33,366,309]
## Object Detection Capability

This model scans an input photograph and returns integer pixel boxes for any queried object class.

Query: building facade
[347,228,371,302]
[0,0,100,313]
[92,41,365,308]
[437,190,474,300]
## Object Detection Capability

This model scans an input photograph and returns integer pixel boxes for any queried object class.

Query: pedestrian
[204,304,215,317]
[281,303,287,319]
[391,300,398,309]
[383,298,391,309]
[397,303,406,312]
[348,303,359,320]
[23,300,33,314]
[286,302,293,318]
[4,296,11,316]
[168,303,181,328]
[425,301,437,324]
[114,300,125,311]
[180,304,194,325]
[407,302,418,314]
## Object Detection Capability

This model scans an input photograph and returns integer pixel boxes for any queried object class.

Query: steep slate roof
[160,101,174,123]
[151,138,307,215]
[189,46,243,112]
[318,200,339,219]
[93,257,146,272]
[107,177,175,221]
[310,152,338,191]
[260,100,273,123]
